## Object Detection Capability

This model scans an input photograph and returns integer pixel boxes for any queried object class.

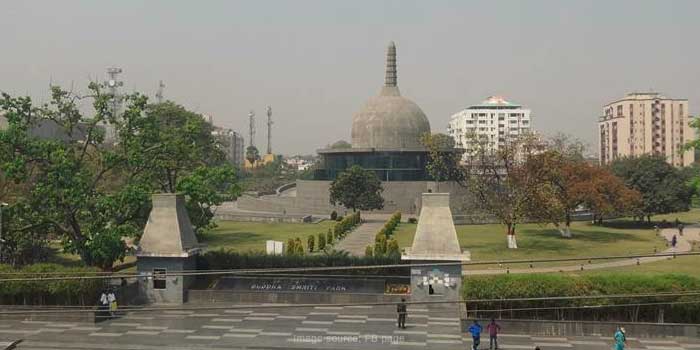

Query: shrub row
[462,273,700,323]
[198,250,406,276]
[333,212,361,238]
[368,212,402,258]
[0,264,103,306]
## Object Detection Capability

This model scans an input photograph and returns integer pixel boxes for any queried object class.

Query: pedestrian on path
[671,234,677,249]
[486,318,501,350]
[396,298,407,329]
[108,289,117,318]
[468,320,482,350]
[679,223,684,236]
[98,289,109,319]
[613,326,626,350]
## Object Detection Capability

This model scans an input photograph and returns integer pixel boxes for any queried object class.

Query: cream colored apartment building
[598,92,694,167]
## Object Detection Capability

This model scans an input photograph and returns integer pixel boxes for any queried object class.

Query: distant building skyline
[598,92,694,167]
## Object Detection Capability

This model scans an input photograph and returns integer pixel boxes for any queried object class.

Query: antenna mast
[155,80,165,103]
[266,106,273,154]
[104,67,124,117]
[248,110,255,148]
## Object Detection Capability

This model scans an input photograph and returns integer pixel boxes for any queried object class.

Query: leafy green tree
[374,235,387,256]
[0,84,151,269]
[326,228,333,245]
[387,238,400,258]
[0,86,239,269]
[294,237,304,255]
[307,235,315,252]
[318,232,326,251]
[610,155,693,221]
[364,245,374,257]
[176,165,239,235]
[420,133,464,191]
[285,238,295,255]
[329,165,384,212]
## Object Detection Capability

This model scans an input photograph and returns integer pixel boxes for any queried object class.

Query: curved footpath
[463,225,700,276]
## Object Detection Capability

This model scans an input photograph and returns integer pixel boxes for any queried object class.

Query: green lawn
[395,221,664,261]
[201,220,336,252]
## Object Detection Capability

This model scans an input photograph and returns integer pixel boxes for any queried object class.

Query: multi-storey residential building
[598,92,694,167]
[447,96,532,158]
[212,128,245,168]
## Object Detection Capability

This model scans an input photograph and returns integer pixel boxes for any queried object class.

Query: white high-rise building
[447,96,532,157]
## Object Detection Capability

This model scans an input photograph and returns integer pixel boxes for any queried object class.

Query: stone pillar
[402,193,470,304]
[136,194,202,304]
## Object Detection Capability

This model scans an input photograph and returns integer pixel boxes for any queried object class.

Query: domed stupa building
[315,41,432,182]
[236,42,467,215]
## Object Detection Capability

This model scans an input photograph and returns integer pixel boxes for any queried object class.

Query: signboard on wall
[215,276,385,294]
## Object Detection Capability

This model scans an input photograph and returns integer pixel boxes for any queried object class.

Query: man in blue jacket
[468,320,482,350]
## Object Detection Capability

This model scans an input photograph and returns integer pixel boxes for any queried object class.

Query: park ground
[197,209,700,277]
[44,209,700,276]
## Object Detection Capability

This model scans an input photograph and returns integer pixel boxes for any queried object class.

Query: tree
[0,85,239,269]
[0,84,151,269]
[610,155,693,222]
[528,150,640,237]
[364,245,373,257]
[459,133,543,248]
[245,146,260,165]
[329,165,384,212]
[131,102,238,235]
[307,234,315,252]
[318,232,326,251]
[420,133,464,191]
[175,165,239,235]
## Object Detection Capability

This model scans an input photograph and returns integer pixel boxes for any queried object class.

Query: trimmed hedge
[0,264,103,306]
[462,273,700,323]
[199,250,406,276]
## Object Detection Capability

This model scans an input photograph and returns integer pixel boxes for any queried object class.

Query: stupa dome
[351,42,430,149]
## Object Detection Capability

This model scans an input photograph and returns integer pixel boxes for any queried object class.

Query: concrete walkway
[463,225,700,276]
[334,219,386,256]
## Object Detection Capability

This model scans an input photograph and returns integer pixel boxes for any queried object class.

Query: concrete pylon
[136,194,203,304]
[402,193,470,302]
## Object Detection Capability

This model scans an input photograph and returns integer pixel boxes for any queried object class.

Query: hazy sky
[2,1,699,155]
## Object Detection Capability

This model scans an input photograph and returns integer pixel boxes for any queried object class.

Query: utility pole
[248,110,255,148]
[155,80,165,103]
[266,106,273,155]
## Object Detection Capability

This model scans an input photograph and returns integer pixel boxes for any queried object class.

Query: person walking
[486,319,501,350]
[468,320,482,350]
[98,289,109,320]
[613,326,626,350]
[107,289,117,318]
[679,223,684,236]
[396,298,407,329]
[671,234,678,249]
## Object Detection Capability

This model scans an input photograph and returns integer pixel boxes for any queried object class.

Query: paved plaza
[1,304,699,350]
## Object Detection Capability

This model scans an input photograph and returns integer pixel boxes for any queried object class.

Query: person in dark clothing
[396,298,407,329]
[486,318,501,350]
[671,234,678,248]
